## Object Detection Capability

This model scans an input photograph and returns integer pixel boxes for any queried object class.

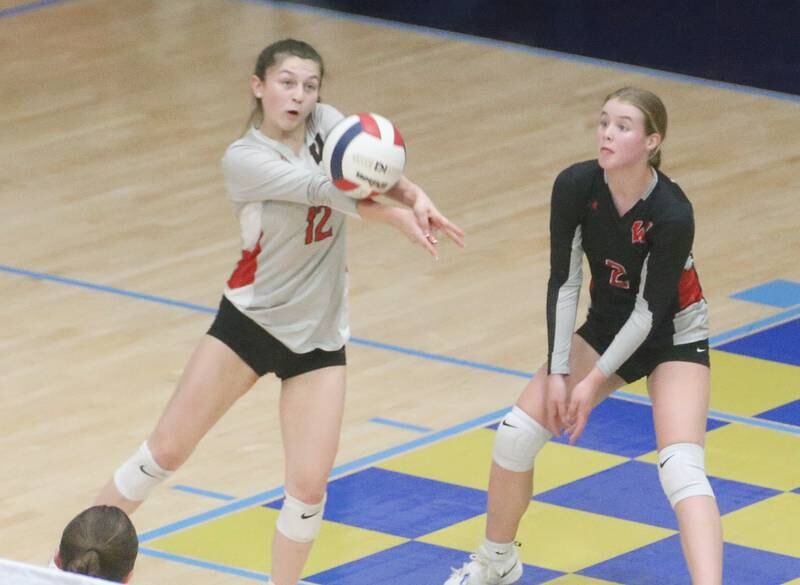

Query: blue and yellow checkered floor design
[144,317,800,584]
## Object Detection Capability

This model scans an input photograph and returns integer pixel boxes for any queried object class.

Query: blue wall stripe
[239,0,800,105]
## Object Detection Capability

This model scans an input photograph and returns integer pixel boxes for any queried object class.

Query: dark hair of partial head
[604,87,668,169]
[247,38,325,130]
[59,505,138,583]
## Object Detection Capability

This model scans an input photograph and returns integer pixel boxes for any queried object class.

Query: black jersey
[546,160,708,376]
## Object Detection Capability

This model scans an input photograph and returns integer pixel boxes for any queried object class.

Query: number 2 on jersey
[305,206,332,244]
[605,259,630,289]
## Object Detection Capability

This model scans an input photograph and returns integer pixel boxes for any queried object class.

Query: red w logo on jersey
[631,220,653,244]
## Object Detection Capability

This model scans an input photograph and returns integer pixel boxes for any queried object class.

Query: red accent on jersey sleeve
[677,266,704,309]
[227,235,263,289]
[358,113,381,138]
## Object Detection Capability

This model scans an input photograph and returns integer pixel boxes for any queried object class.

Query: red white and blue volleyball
[322,113,406,199]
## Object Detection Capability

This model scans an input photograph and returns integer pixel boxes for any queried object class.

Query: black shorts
[207,296,346,380]
[576,319,710,384]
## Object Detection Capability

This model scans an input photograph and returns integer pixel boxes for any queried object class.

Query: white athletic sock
[481,538,515,558]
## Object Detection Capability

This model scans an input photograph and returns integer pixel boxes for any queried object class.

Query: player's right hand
[545,374,569,436]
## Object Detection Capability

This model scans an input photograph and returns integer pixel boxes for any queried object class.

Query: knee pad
[276,492,326,543]
[657,442,715,508]
[492,406,552,472]
[113,441,173,501]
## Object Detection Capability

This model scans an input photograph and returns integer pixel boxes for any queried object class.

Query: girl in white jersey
[85,39,464,585]
[445,88,721,585]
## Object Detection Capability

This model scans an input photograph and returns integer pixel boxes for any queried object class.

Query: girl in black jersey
[446,88,721,585]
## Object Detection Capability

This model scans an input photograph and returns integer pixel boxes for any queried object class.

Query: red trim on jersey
[227,233,262,289]
[677,266,704,309]
[358,113,381,138]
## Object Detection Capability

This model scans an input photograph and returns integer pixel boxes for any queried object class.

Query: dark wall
[281,0,800,96]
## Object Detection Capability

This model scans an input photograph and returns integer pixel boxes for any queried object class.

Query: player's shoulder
[652,169,693,221]
[553,159,602,196]
[308,103,345,136]
[222,128,282,173]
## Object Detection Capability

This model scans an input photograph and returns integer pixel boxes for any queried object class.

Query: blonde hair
[604,87,668,169]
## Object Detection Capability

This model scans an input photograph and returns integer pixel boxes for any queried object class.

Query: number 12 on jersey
[305,206,332,244]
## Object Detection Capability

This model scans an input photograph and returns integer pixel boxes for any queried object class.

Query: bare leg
[649,361,722,585]
[94,336,259,514]
[485,335,624,543]
[270,365,346,585]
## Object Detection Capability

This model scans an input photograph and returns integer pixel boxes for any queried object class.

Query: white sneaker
[444,546,522,585]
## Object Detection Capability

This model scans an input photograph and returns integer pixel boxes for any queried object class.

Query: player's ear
[122,570,133,583]
[646,132,661,152]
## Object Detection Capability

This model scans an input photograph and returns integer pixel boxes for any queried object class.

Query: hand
[410,189,465,249]
[386,178,465,249]
[357,199,439,258]
[564,367,605,444]
[391,206,441,258]
[545,374,569,436]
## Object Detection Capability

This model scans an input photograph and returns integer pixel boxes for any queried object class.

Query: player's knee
[113,441,173,502]
[657,442,715,508]
[146,434,193,471]
[276,492,326,543]
[492,406,552,472]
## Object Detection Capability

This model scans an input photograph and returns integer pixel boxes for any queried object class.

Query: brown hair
[59,505,138,583]
[604,87,668,169]
[246,38,325,130]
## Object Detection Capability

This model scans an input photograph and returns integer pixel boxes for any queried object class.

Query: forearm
[583,365,608,387]
[356,198,401,225]
[383,176,418,207]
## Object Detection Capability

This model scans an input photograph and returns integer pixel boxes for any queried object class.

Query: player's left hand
[411,189,465,249]
[386,178,465,249]
[564,372,603,444]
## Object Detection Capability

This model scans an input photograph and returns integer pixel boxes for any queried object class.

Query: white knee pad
[657,442,715,508]
[492,406,552,472]
[276,492,326,543]
[113,441,173,501]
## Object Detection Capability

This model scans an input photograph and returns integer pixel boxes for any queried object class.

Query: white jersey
[220,103,359,353]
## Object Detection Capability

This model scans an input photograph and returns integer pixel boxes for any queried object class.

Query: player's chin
[597,151,615,169]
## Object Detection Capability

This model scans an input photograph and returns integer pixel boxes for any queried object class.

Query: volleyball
[322,113,406,199]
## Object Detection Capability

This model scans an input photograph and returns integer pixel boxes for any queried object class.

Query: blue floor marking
[171,485,238,501]
[140,547,318,584]
[138,405,509,542]
[708,308,800,346]
[0,0,73,20]
[3,261,797,440]
[4,263,799,549]
[8,2,799,578]
[731,279,800,309]
[369,417,432,433]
